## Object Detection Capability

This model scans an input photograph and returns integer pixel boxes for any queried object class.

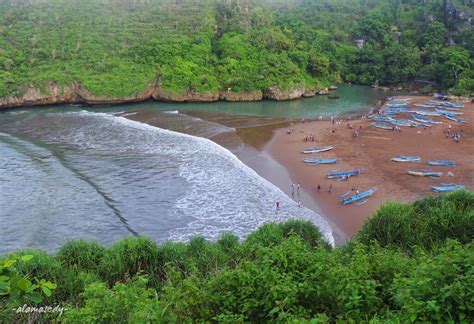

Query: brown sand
[265,96,474,239]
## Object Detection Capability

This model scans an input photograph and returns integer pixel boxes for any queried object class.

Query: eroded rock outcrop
[219,90,263,101]
[153,86,219,102]
[263,86,305,101]
[0,82,79,108]
[318,88,330,95]
[75,84,156,105]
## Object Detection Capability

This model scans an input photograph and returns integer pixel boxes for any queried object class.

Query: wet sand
[125,96,472,244]
[265,96,473,238]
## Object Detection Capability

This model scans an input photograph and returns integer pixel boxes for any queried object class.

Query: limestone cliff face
[303,88,319,98]
[0,82,319,109]
[0,82,79,108]
[76,84,155,104]
[263,86,305,101]
[152,86,219,102]
[219,90,263,101]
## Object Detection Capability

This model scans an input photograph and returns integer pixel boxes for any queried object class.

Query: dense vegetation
[1,190,473,322]
[0,0,472,99]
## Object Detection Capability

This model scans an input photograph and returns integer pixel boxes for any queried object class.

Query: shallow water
[94,84,389,118]
[0,85,385,254]
[0,109,336,254]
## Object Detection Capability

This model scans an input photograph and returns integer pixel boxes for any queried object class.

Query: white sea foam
[56,110,335,246]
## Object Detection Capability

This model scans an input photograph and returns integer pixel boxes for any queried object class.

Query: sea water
[0,108,335,254]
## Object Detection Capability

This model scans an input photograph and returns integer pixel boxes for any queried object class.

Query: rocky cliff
[263,86,306,101]
[0,83,327,109]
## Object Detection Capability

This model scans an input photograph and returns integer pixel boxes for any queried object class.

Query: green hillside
[0,0,472,99]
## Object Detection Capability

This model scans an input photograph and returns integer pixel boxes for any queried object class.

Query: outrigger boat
[303,146,334,154]
[408,170,443,177]
[342,188,377,205]
[427,160,455,167]
[436,108,463,115]
[326,169,364,179]
[391,156,421,162]
[304,157,338,164]
[432,184,465,192]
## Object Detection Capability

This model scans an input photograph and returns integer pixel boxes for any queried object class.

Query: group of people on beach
[303,133,315,142]
[444,126,463,143]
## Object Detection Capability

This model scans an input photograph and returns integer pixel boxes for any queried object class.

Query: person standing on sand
[328,184,333,194]
[291,183,295,198]
[297,183,300,197]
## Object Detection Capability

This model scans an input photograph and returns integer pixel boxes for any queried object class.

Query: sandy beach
[125,95,472,244]
[265,96,473,239]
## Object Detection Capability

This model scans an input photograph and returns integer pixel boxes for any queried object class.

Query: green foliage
[357,190,474,251]
[1,191,472,322]
[1,0,472,99]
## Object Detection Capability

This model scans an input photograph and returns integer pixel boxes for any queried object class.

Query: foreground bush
[357,190,474,251]
[0,195,473,322]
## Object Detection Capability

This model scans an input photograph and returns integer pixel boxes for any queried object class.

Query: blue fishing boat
[412,110,441,116]
[431,184,465,192]
[342,188,377,205]
[304,157,338,164]
[436,108,463,115]
[391,156,421,162]
[427,160,455,166]
[326,169,364,179]
[408,170,443,177]
[303,146,334,154]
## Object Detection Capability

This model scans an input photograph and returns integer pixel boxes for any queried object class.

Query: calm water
[97,84,388,118]
[0,85,384,254]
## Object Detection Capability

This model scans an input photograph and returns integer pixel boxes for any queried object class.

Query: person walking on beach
[328,184,333,194]
[297,183,300,197]
[291,183,295,198]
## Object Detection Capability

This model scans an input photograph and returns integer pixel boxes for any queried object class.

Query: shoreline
[264,96,473,238]
[121,94,472,243]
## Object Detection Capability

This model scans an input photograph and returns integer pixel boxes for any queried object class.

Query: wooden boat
[432,184,465,192]
[391,156,421,162]
[408,170,443,177]
[342,188,377,205]
[304,157,338,164]
[303,146,334,154]
[326,169,364,179]
[427,160,455,167]
[436,109,463,115]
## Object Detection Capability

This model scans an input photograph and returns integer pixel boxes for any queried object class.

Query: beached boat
[391,156,421,162]
[431,184,465,192]
[303,146,334,154]
[342,188,377,205]
[390,119,413,127]
[408,170,443,177]
[427,160,455,167]
[411,110,442,116]
[372,122,393,130]
[436,109,463,115]
[414,104,436,108]
[371,116,393,122]
[356,199,368,206]
[304,157,338,164]
[326,169,364,179]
